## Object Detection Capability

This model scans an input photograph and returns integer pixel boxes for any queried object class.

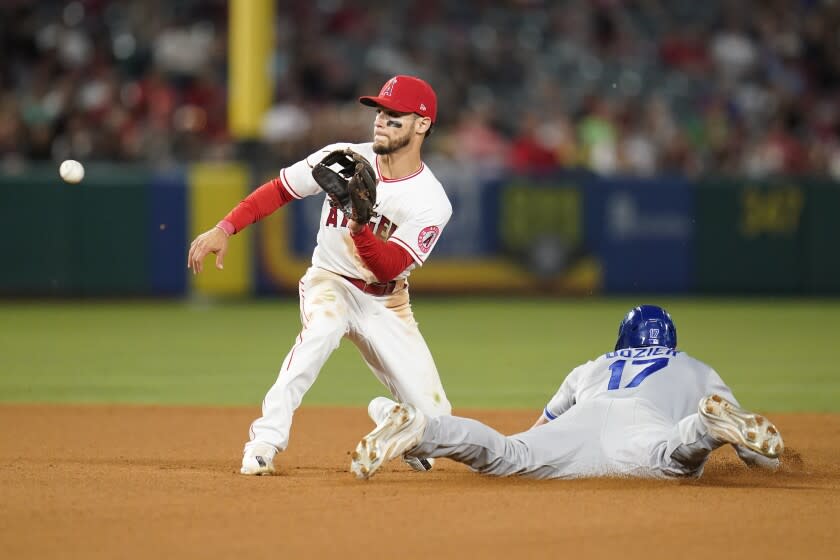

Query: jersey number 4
[607,358,670,390]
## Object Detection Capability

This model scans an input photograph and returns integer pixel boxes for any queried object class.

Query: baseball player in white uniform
[351,305,784,480]
[188,75,453,475]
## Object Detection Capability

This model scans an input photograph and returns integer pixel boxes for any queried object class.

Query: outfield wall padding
[2,165,838,296]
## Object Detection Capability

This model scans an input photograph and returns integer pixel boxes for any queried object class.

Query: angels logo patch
[417,226,440,254]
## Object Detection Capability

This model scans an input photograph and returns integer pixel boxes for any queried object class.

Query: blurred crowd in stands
[3,0,840,178]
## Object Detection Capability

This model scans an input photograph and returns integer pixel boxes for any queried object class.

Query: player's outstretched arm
[188,226,229,274]
[186,176,298,275]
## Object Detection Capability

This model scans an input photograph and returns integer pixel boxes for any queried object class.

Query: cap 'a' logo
[419,103,427,111]
[382,77,397,97]
[417,225,440,254]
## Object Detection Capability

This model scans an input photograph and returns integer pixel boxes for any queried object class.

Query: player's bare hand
[188,227,229,274]
[348,219,364,234]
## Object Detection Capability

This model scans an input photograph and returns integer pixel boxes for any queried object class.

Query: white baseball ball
[59,159,85,184]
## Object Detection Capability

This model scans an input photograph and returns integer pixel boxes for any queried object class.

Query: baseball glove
[311,148,378,223]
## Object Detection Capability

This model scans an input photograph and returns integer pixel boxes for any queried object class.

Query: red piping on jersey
[280,168,304,198]
[375,156,425,182]
[389,235,424,263]
[221,177,294,233]
[299,284,310,323]
[350,225,414,282]
[285,332,300,371]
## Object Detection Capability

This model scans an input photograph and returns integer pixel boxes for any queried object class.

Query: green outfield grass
[0,298,837,412]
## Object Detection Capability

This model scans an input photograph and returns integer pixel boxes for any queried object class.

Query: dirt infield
[1,405,838,559]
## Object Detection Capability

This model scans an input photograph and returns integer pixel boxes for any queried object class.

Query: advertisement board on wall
[585,177,694,293]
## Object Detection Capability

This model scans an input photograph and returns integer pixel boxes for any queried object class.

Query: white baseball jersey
[409,348,775,479]
[244,142,453,456]
[279,142,452,283]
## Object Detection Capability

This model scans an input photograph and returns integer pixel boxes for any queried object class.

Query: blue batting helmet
[615,305,677,351]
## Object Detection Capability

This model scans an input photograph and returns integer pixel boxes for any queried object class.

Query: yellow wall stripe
[229,0,274,139]
[188,163,252,296]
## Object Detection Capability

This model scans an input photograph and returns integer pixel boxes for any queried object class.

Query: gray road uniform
[406,347,778,479]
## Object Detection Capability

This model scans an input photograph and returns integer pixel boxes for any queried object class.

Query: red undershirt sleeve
[350,225,415,282]
[216,177,295,234]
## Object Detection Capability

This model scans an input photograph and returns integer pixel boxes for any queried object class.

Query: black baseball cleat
[404,457,434,471]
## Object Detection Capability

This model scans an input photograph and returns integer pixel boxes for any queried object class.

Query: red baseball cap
[359,75,438,123]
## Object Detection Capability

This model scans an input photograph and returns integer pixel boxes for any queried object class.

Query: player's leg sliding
[367,396,435,472]
[352,401,428,479]
[698,394,783,458]
[240,442,279,475]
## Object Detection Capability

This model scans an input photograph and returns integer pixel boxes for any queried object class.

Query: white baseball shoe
[240,442,278,475]
[352,401,428,480]
[367,396,397,424]
[699,394,784,458]
[367,396,435,472]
